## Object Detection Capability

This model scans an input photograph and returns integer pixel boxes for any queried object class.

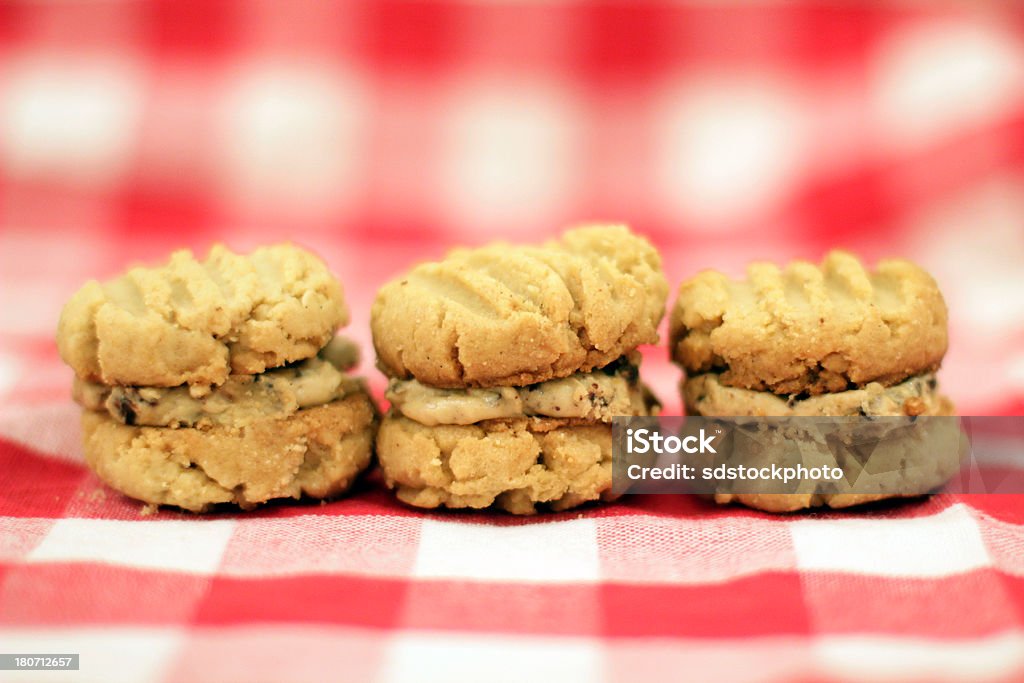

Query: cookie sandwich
[373,225,668,513]
[670,250,958,512]
[58,244,378,512]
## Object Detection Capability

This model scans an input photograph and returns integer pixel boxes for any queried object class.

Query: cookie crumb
[902,397,927,416]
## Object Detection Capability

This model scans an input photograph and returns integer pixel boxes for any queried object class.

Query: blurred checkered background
[1,0,1023,414]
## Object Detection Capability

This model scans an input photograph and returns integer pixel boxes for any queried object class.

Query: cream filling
[386,357,648,426]
[74,337,363,428]
[685,372,947,417]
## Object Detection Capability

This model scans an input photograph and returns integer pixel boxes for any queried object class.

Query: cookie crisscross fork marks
[372,225,668,388]
[670,250,949,396]
[57,244,347,388]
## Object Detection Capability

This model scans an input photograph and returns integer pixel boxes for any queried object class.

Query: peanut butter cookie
[58,243,347,388]
[83,393,377,512]
[670,250,948,396]
[372,225,668,389]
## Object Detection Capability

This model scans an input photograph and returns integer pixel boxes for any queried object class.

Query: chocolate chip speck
[117,396,137,426]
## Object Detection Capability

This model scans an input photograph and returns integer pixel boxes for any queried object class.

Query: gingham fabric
[2,1,1024,682]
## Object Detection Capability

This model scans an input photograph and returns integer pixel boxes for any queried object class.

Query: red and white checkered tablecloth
[3,1,1024,682]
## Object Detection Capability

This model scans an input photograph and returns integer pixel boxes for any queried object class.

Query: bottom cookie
[376,414,614,514]
[683,372,961,513]
[82,392,378,512]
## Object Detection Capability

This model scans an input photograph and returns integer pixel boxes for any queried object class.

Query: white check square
[27,518,235,574]
[414,517,599,583]
[382,632,602,683]
[0,628,182,683]
[790,504,991,577]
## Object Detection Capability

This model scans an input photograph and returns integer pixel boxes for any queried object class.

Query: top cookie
[371,225,668,388]
[58,243,347,388]
[669,250,948,395]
